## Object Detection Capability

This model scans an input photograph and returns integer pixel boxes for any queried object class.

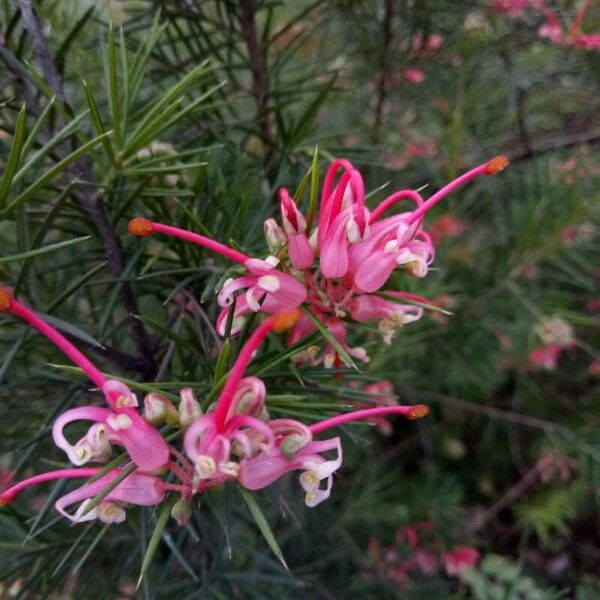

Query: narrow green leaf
[0,235,90,263]
[134,314,205,360]
[137,500,172,588]
[73,524,110,573]
[15,182,75,294]
[107,23,122,147]
[0,132,112,218]
[19,96,56,159]
[122,161,208,175]
[306,145,319,230]
[126,61,212,149]
[82,463,136,516]
[119,26,129,130]
[55,6,95,73]
[292,165,311,204]
[302,306,358,370]
[0,103,27,204]
[13,110,89,185]
[82,80,117,164]
[239,486,289,571]
[214,339,231,384]
[42,313,104,348]
[47,262,107,312]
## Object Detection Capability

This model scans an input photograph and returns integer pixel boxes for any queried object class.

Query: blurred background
[0,1,598,598]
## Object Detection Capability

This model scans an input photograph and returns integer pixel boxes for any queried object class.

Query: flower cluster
[364,521,480,586]
[0,289,428,524]
[0,155,507,529]
[495,0,600,50]
[129,156,508,367]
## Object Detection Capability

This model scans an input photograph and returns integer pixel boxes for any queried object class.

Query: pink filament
[212,317,275,431]
[0,467,100,503]
[370,190,424,223]
[406,162,489,225]
[10,302,106,388]
[309,406,420,435]
[151,222,250,265]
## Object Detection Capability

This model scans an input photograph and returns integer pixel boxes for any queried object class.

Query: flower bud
[263,218,286,252]
[171,499,193,526]
[144,392,178,426]
[178,388,202,430]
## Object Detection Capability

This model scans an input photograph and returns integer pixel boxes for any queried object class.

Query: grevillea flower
[402,67,426,84]
[1,289,430,521]
[528,0,600,49]
[529,343,563,370]
[0,288,169,473]
[129,156,508,365]
[442,545,480,576]
[0,467,166,524]
[492,0,529,17]
[182,308,430,506]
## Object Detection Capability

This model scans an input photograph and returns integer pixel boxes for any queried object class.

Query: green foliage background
[0,1,598,598]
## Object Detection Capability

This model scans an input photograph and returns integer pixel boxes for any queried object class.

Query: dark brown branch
[373,0,393,141]
[508,129,600,162]
[17,0,65,100]
[238,0,275,176]
[17,2,157,376]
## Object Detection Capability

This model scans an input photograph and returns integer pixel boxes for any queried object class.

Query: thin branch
[238,0,275,176]
[17,0,65,100]
[508,129,600,162]
[17,3,157,376]
[373,0,393,142]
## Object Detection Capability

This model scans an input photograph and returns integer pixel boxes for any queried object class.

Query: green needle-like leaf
[239,486,289,571]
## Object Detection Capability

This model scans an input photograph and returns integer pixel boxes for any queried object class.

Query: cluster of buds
[129,156,508,368]
[0,289,428,524]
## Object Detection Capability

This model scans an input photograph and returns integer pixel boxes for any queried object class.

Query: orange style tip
[0,494,14,506]
[128,217,154,237]
[271,308,301,333]
[484,155,509,175]
[407,404,429,420]
[0,287,14,312]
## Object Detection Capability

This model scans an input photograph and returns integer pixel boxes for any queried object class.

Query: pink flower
[532,0,600,50]
[428,214,468,243]
[52,380,169,473]
[493,0,529,17]
[442,545,480,576]
[529,343,563,370]
[571,33,600,50]
[0,290,170,474]
[402,68,425,84]
[129,155,508,366]
[0,467,166,524]
[405,140,438,158]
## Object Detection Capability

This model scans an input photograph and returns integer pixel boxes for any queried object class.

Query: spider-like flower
[129,155,508,366]
[0,292,429,516]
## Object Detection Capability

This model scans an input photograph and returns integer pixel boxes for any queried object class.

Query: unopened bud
[171,499,193,526]
[128,217,154,237]
[263,218,286,252]
[97,501,126,524]
[144,392,178,425]
[178,388,202,429]
[281,433,309,459]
